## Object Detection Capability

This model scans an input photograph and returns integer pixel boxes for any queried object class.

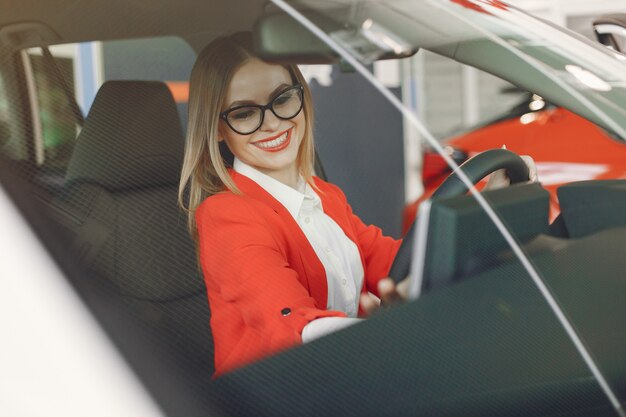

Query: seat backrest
[54,80,214,415]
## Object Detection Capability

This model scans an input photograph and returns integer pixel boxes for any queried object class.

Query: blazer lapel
[229,170,329,308]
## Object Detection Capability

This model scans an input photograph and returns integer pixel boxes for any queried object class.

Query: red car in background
[402,95,626,234]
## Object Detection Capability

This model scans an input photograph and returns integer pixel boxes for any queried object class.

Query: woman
[178,32,405,377]
[179,33,536,377]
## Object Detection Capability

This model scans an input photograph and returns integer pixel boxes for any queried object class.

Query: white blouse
[233,159,363,342]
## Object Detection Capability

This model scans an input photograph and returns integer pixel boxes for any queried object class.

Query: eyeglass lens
[226,86,302,134]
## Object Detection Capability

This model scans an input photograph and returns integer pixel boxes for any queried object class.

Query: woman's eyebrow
[269,83,292,97]
[226,83,292,108]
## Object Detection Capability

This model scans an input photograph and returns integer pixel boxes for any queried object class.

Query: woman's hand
[485,152,538,190]
[360,277,411,316]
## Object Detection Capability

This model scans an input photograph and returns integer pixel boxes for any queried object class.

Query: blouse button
[281,308,291,316]
[304,217,310,224]
[342,279,347,286]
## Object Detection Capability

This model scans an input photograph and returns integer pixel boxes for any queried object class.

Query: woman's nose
[260,108,281,131]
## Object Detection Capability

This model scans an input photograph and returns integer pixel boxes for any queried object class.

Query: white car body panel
[0,186,164,417]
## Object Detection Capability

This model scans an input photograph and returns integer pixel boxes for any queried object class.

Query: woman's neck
[233,158,301,190]
[262,168,299,189]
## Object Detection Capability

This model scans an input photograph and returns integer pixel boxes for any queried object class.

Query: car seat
[52,80,214,416]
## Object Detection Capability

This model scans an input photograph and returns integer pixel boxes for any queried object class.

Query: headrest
[66,81,184,191]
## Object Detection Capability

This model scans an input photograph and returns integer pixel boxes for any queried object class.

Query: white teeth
[254,131,288,149]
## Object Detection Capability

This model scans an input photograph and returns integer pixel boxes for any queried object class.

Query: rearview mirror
[254,10,418,65]
[253,11,340,64]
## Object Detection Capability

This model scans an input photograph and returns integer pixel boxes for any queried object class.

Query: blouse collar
[233,158,321,219]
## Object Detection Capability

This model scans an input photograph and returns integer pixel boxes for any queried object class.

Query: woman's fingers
[359,278,411,316]
[378,278,401,305]
[484,168,510,190]
[359,292,380,316]
[485,154,538,190]
[521,155,538,182]
[396,278,411,299]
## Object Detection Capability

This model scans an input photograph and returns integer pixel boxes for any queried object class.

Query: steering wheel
[388,148,530,283]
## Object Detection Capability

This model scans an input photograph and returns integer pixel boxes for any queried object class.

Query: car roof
[0,0,265,50]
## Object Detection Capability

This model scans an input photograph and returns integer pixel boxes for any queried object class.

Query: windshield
[264,0,626,139]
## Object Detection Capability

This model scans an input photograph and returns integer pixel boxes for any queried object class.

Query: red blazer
[196,170,401,376]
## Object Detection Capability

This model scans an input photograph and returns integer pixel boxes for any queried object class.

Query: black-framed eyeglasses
[220,84,304,135]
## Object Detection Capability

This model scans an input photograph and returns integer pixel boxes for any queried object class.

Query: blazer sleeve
[196,195,346,355]
[323,182,402,297]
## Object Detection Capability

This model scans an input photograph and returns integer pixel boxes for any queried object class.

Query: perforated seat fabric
[55,80,214,415]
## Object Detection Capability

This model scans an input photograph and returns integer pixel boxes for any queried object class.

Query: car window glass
[273,1,625,415]
[1,36,194,194]
[0,70,14,157]
[28,47,78,171]
[1,1,626,416]
[416,50,526,138]
[0,57,29,163]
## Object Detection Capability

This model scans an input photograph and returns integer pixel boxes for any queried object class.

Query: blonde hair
[178,32,316,240]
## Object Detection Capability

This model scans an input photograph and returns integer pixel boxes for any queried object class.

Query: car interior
[2,1,626,416]
[47,80,215,414]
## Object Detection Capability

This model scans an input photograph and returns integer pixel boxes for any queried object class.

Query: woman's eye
[275,91,299,106]
[274,95,290,105]
[230,109,255,120]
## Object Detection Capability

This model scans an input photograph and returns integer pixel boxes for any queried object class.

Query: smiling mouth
[251,128,292,152]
